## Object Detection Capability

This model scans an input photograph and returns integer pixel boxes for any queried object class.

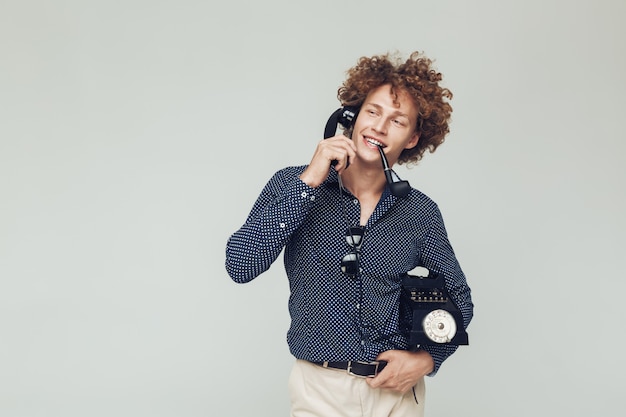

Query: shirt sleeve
[418,205,474,376]
[225,167,317,283]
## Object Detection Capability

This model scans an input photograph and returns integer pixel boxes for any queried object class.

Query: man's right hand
[299,135,356,187]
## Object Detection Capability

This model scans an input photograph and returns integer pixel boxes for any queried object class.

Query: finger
[333,155,350,172]
[366,374,382,389]
[366,364,393,389]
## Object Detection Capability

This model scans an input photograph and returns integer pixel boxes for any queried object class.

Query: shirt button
[310,195,315,201]
[353,199,358,205]
[301,191,308,198]
[279,222,286,228]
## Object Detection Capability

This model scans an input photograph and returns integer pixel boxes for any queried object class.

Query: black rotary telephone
[402,266,469,346]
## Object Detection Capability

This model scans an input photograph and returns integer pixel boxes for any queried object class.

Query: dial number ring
[422,309,457,343]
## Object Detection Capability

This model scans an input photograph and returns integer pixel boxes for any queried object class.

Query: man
[225,51,473,416]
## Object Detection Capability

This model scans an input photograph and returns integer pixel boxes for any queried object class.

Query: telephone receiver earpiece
[323,106,411,198]
[324,107,359,139]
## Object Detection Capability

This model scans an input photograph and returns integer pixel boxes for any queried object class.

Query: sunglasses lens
[345,227,364,249]
[341,253,359,276]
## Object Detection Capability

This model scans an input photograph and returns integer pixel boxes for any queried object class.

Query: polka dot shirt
[225,166,473,375]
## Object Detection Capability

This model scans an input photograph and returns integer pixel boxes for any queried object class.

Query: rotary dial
[422,309,457,343]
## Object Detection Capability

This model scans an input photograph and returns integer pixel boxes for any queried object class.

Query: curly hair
[338,51,453,165]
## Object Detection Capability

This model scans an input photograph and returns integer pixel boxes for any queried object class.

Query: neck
[339,164,386,200]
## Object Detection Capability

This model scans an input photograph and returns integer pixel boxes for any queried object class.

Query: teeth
[366,137,384,147]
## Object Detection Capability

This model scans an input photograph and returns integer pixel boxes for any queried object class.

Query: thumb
[375,350,396,363]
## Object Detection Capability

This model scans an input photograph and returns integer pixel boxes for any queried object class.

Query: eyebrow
[364,103,410,119]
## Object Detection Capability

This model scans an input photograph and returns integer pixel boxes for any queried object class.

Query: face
[351,84,419,167]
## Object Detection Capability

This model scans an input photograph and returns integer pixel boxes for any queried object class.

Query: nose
[372,117,388,135]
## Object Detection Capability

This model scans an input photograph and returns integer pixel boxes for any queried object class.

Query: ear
[404,132,420,150]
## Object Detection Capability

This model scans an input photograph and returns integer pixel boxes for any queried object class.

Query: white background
[1,0,625,416]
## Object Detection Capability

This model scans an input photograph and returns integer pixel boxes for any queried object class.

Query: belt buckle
[347,360,380,378]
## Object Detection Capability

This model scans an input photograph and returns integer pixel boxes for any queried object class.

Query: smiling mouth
[365,137,385,147]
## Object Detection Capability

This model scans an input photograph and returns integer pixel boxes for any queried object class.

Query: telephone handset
[323,106,411,198]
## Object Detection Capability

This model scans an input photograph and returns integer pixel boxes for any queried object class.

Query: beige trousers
[288,360,425,417]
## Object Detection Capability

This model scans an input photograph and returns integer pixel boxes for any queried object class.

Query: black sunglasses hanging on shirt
[340,226,364,278]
